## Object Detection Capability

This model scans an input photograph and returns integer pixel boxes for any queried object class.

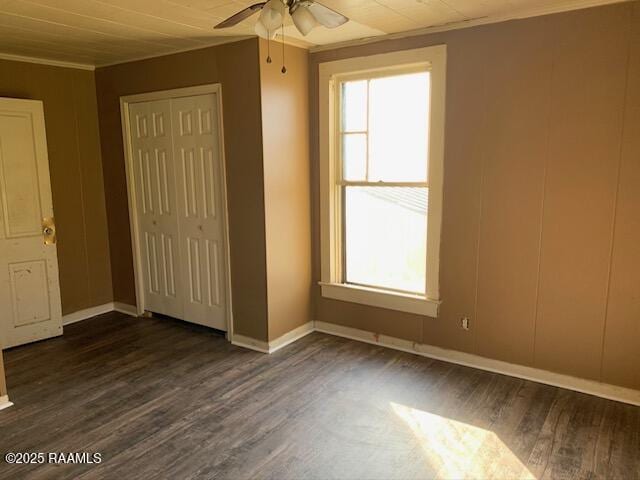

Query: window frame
[318,45,446,318]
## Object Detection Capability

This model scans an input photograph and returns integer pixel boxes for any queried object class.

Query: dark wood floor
[0,313,638,480]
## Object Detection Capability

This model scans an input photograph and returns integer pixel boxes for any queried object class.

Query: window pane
[345,186,427,294]
[341,80,367,132]
[368,72,430,182]
[342,133,367,181]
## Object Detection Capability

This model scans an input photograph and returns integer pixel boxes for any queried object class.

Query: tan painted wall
[95,39,270,341]
[310,2,640,389]
[601,1,640,390]
[0,352,6,397]
[259,40,312,341]
[0,60,113,315]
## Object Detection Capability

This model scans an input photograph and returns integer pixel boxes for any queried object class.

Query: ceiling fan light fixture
[259,0,286,31]
[307,2,348,28]
[255,17,276,39]
[291,4,317,36]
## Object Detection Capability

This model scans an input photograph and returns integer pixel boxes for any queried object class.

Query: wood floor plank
[0,313,638,480]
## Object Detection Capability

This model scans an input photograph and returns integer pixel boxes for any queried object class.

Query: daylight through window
[339,70,430,295]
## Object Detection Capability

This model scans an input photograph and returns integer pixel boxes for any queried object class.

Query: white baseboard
[231,334,270,353]
[314,321,640,407]
[62,303,115,325]
[268,322,315,353]
[232,321,315,354]
[113,302,138,316]
[0,395,13,411]
[57,303,640,406]
[62,302,138,326]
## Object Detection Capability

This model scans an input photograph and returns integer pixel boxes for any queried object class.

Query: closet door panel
[129,100,183,319]
[171,94,227,330]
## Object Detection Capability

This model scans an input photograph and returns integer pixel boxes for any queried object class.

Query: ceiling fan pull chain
[281,23,286,74]
[267,30,272,63]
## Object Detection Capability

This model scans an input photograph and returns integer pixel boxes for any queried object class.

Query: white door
[128,93,228,331]
[129,100,183,320]
[0,98,63,349]
[171,94,227,330]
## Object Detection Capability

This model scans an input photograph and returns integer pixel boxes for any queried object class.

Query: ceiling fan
[214,0,349,38]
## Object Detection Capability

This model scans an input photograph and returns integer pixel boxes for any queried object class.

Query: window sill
[319,282,440,318]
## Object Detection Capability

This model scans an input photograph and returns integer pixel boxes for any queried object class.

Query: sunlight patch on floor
[391,402,536,480]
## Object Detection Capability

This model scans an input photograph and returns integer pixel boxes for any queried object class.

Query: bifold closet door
[129,100,183,320]
[171,94,227,331]
[129,93,227,331]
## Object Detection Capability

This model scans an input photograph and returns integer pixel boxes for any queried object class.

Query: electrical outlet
[461,317,470,331]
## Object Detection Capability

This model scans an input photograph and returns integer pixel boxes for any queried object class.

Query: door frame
[119,84,234,341]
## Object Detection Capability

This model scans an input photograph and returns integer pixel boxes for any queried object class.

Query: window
[341,71,429,294]
[319,46,446,317]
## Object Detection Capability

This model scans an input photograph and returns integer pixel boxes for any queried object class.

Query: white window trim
[318,45,446,318]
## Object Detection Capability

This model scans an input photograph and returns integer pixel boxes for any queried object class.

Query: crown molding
[0,0,627,69]
[0,37,255,71]
[95,36,254,68]
[273,33,313,50]
[309,0,630,53]
[0,52,94,71]
[97,35,309,69]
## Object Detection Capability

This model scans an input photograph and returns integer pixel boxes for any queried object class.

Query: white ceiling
[0,0,627,68]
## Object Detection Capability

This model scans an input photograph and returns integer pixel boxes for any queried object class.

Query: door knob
[42,217,56,245]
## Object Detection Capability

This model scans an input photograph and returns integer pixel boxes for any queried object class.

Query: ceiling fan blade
[214,2,266,29]
[305,1,349,28]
